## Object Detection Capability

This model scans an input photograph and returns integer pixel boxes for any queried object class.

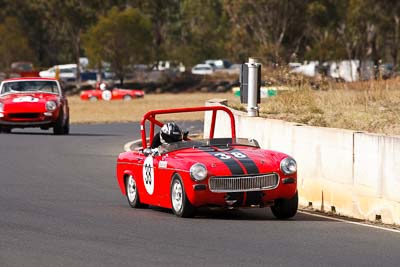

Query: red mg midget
[116,106,298,218]
[80,82,144,101]
[0,77,69,134]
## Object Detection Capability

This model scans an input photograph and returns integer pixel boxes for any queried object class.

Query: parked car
[39,64,78,83]
[0,77,69,134]
[9,61,40,78]
[203,59,232,69]
[116,106,298,218]
[191,63,215,75]
[80,82,144,101]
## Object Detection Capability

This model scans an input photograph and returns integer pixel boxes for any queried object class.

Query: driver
[151,122,184,149]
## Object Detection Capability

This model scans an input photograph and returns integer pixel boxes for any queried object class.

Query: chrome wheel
[170,175,195,217]
[126,175,137,203]
[171,179,183,212]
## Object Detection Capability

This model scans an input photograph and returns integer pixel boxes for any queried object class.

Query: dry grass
[69,92,239,124]
[69,77,400,136]
[253,78,400,136]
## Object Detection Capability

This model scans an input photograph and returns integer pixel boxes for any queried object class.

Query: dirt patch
[69,92,239,124]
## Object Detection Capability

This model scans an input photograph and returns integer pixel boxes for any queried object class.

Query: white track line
[299,210,400,234]
[123,139,143,152]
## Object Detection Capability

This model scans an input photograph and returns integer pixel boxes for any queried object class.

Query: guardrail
[204,99,400,225]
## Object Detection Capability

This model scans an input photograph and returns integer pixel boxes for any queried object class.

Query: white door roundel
[142,156,154,195]
[101,90,112,101]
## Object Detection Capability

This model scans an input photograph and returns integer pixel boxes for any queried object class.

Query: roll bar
[140,106,236,149]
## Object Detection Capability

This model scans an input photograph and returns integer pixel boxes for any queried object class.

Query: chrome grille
[209,173,279,193]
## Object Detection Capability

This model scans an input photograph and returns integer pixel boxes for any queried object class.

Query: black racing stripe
[230,149,259,174]
[206,151,244,175]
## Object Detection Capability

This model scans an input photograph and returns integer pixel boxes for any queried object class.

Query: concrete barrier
[205,99,400,225]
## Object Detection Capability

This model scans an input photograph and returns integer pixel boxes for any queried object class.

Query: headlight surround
[280,157,297,175]
[45,100,57,111]
[190,163,208,181]
[0,102,4,112]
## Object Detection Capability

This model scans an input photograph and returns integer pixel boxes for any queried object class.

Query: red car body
[116,106,298,218]
[80,87,145,101]
[0,77,69,134]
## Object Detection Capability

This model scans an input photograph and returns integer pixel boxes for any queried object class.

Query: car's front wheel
[53,109,69,135]
[0,127,11,134]
[126,175,147,208]
[170,174,195,218]
[270,191,298,219]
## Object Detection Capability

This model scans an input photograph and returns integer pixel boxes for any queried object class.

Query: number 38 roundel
[142,156,154,195]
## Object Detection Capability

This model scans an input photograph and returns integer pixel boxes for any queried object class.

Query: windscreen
[1,81,59,94]
[158,138,260,154]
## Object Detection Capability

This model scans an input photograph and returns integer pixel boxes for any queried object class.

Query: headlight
[190,163,208,181]
[0,102,4,112]
[280,157,297,175]
[46,101,57,111]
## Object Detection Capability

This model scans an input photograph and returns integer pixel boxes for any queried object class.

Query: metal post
[246,58,260,117]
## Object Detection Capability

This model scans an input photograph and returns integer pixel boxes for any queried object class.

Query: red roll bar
[140,106,236,149]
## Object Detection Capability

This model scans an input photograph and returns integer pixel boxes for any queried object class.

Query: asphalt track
[1,123,400,267]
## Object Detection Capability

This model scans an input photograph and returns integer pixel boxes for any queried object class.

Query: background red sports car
[80,82,144,101]
[0,77,69,134]
[116,106,298,218]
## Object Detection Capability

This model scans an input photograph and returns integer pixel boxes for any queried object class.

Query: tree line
[0,0,399,78]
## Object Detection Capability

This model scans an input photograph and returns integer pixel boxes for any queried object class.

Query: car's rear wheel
[89,96,98,102]
[270,191,298,219]
[170,174,195,218]
[126,175,147,208]
[123,95,132,101]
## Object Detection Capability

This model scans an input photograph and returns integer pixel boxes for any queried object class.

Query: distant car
[0,77,69,134]
[116,106,298,218]
[80,83,145,101]
[39,64,78,83]
[191,64,215,75]
[203,59,232,69]
[10,61,40,78]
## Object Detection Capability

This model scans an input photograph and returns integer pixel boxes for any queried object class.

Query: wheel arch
[118,169,135,195]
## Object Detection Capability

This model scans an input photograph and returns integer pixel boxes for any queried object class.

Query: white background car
[191,63,215,75]
[39,64,78,82]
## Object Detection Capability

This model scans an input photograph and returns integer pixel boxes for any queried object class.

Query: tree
[223,0,307,63]
[127,0,180,63]
[303,0,347,61]
[0,17,35,70]
[83,7,152,84]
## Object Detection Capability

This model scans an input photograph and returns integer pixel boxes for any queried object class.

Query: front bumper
[0,112,57,128]
[187,175,297,208]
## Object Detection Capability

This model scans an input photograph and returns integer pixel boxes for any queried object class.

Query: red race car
[80,82,144,101]
[0,77,69,134]
[116,106,298,218]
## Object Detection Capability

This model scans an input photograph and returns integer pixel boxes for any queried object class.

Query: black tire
[0,127,11,133]
[63,114,70,134]
[125,175,148,208]
[53,109,69,135]
[271,191,298,219]
[123,95,132,101]
[89,96,98,102]
[170,174,195,218]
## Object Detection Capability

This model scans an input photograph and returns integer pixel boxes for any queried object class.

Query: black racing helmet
[160,122,183,144]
